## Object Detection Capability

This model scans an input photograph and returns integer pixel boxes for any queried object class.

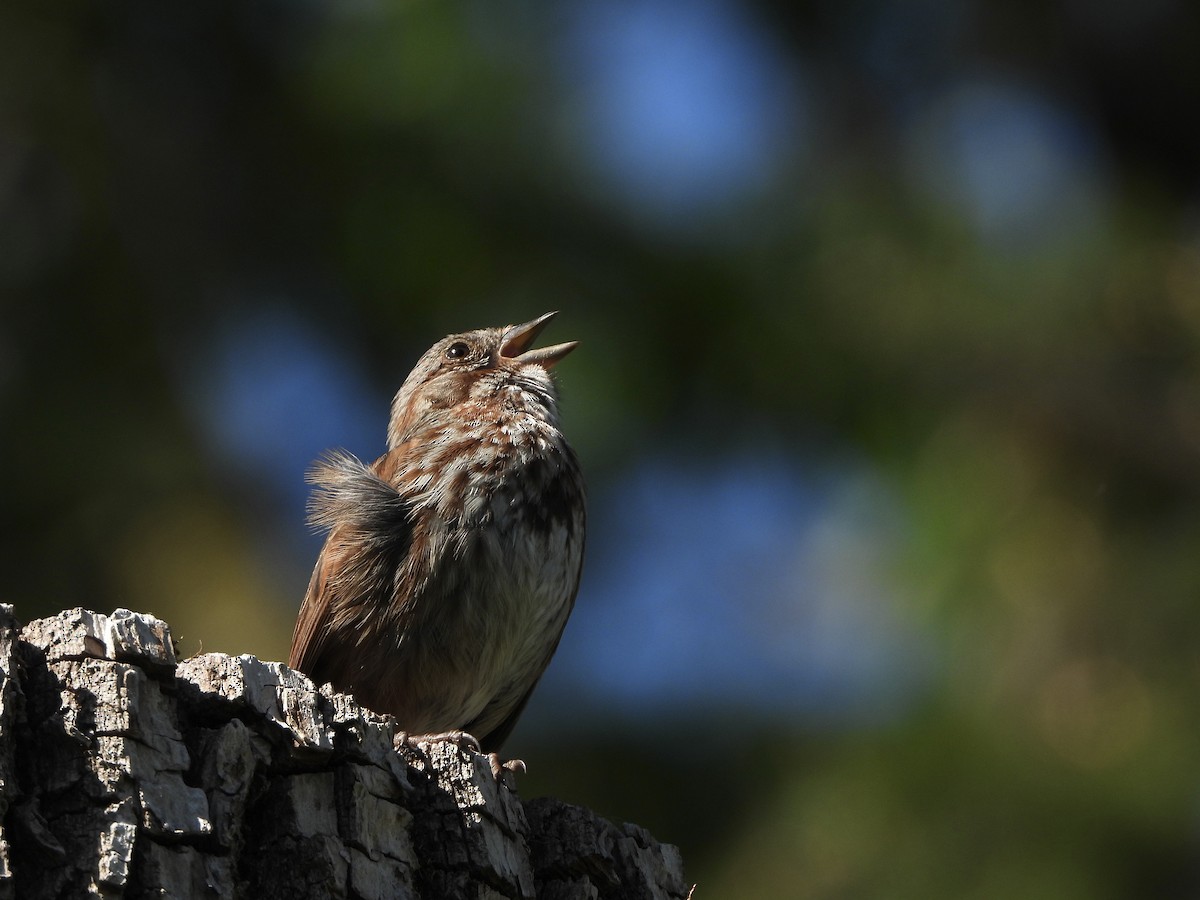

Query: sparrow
[289,312,585,776]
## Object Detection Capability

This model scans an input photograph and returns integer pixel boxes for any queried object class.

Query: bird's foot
[393,729,482,754]
[488,753,526,782]
[393,731,524,783]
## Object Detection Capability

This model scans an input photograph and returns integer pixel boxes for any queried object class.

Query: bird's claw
[489,753,526,782]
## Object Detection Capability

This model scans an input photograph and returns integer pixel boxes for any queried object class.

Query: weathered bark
[0,606,688,899]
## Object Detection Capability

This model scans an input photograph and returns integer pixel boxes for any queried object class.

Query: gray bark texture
[0,606,690,899]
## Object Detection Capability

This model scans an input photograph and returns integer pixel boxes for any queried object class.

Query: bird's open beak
[500,311,578,369]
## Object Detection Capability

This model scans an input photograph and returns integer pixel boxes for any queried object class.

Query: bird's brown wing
[288,449,414,677]
[288,531,339,674]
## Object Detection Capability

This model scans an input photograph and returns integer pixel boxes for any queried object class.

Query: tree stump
[0,606,689,899]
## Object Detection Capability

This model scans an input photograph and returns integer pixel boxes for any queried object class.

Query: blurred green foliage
[2,0,1199,896]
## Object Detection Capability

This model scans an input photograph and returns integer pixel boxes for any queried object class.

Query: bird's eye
[445,342,471,360]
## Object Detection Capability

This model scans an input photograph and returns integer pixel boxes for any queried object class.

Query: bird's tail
[305,450,409,536]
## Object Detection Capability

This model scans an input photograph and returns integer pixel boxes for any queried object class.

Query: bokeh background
[4,0,1200,895]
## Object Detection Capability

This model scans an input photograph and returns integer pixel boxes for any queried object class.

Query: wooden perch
[0,606,689,899]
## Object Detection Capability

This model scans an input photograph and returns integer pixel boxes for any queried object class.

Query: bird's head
[387,312,577,449]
